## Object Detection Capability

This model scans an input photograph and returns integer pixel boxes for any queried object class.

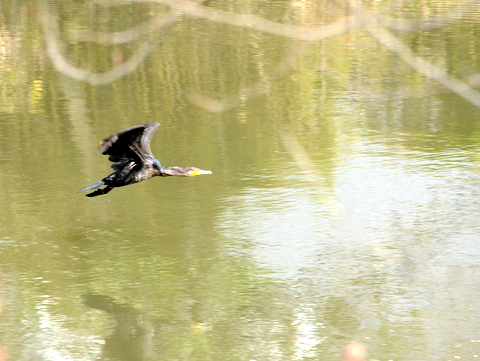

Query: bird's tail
[77,181,105,193]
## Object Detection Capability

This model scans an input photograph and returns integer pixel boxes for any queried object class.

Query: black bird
[78,123,211,197]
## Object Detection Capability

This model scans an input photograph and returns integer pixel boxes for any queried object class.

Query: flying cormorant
[78,123,211,197]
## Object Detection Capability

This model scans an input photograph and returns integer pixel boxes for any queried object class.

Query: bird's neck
[157,166,191,177]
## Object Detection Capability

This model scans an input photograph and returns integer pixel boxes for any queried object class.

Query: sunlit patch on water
[218,187,335,279]
[26,298,104,361]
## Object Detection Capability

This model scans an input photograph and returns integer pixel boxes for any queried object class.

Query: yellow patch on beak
[191,169,212,176]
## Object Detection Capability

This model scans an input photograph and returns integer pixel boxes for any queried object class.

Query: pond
[1,0,480,360]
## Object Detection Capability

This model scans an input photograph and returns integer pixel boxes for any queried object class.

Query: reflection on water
[219,187,334,278]
[1,0,480,360]
[218,139,480,360]
[83,294,156,361]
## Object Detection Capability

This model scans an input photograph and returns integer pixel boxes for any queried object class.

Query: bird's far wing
[140,122,160,156]
[97,125,147,162]
[108,157,132,171]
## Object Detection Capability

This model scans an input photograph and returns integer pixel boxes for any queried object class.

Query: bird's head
[159,166,212,177]
[188,168,212,176]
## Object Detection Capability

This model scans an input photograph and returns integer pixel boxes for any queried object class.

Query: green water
[1,0,480,360]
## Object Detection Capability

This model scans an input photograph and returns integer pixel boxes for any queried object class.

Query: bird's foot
[86,186,113,197]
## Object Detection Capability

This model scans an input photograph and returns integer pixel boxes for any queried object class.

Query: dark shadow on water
[82,294,157,361]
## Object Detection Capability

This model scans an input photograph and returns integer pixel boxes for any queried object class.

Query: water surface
[1,0,480,360]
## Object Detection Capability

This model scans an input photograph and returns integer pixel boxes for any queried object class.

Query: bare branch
[94,0,362,41]
[39,0,480,108]
[73,0,208,44]
[175,0,361,41]
[70,11,177,45]
[279,127,343,217]
[381,0,480,32]
[348,0,480,108]
[37,0,176,85]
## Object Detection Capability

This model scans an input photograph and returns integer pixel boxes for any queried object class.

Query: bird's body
[78,123,211,197]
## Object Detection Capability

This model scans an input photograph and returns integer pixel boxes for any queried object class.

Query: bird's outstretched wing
[97,123,160,164]
[139,122,160,156]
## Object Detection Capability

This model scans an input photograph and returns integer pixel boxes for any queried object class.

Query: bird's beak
[191,169,212,176]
